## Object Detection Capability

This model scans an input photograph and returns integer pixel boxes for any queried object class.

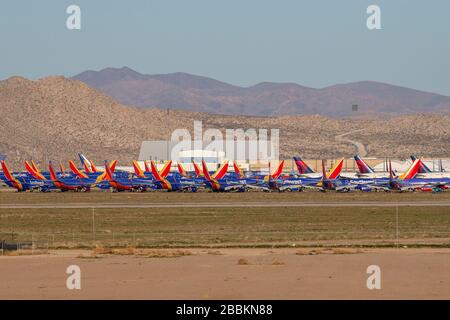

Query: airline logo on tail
[69,160,89,179]
[192,161,204,178]
[133,160,146,178]
[24,160,46,180]
[411,155,432,174]
[326,159,344,179]
[177,163,188,177]
[293,157,314,174]
[264,160,284,181]
[399,159,421,180]
[1,161,23,190]
[233,162,244,179]
[354,155,375,174]
[150,160,173,191]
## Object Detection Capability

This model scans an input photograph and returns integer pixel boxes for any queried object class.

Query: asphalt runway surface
[1,201,450,209]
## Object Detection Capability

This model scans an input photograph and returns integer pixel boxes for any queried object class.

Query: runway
[1,201,450,209]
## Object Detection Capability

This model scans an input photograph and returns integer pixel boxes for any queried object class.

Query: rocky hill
[0,76,449,167]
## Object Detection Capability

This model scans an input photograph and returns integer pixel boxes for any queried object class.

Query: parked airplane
[201,160,247,192]
[103,161,156,192]
[1,161,52,192]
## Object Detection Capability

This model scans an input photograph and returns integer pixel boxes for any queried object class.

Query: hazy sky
[1,0,450,95]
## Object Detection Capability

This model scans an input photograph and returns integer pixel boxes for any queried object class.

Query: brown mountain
[0,76,449,167]
[72,67,450,117]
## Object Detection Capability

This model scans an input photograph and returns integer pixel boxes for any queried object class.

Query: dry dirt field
[0,248,449,299]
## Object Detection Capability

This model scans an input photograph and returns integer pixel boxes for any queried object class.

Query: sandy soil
[0,248,449,300]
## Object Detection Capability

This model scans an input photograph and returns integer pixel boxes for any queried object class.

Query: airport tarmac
[1,201,450,209]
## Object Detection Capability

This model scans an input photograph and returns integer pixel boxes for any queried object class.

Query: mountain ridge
[71,67,450,117]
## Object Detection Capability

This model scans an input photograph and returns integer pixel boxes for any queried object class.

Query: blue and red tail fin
[293,157,314,174]
[411,155,432,173]
[354,155,375,174]
[192,161,204,178]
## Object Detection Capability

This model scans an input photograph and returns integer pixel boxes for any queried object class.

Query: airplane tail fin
[354,155,375,174]
[89,160,98,173]
[233,162,244,179]
[399,159,421,180]
[326,158,344,179]
[177,163,188,177]
[132,160,145,178]
[192,161,204,178]
[48,161,58,181]
[31,160,40,174]
[59,161,66,175]
[1,161,23,190]
[24,160,46,180]
[150,161,164,181]
[293,157,314,174]
[271,160,284,179]
[144,161,151,173]
[201,160,213,181]
[1,161,15,182]
[322,160,327,179]
[389,160,394,180]
[69,160,89,179]
[103,161,114,181]
[160,161,172,178]
[212,161,229,179]
[411,155,432,173]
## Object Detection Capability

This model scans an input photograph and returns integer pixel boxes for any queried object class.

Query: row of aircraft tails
[0,153,449,193]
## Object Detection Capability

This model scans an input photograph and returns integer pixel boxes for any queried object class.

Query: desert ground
[1,191,449,299]
[1,248,449,299]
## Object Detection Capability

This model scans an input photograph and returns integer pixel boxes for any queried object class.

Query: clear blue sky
[1,0,449,95]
